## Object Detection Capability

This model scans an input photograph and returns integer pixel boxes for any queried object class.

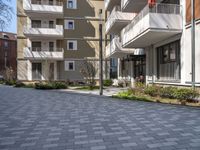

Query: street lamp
[99,9,103,95]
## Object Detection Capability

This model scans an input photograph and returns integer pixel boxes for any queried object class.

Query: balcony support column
[130,60,135,88]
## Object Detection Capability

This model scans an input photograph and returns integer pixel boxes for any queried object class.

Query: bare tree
[79,59,98,89]
[0,0,13,31]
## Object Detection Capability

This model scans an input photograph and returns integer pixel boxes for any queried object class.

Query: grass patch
[75,86,101,91]
[112,86,200,107]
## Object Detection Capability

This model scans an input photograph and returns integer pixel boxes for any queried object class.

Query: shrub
[5,80,16,86]
[53,82,68,89]
[144,85,159,97]
[14,81,35,88]
[117,90,132,99]
[14,81,26,87]
[103,79,113,87]
[35,82,68,90]
[160,87,178,99]
[172,88,199,101]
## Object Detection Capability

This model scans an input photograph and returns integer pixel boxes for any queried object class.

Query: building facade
[0,32,17,77]
[105,0,200,87]
[17,0,107,81]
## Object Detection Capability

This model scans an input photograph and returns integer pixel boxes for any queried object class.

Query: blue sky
[4,0,17,33]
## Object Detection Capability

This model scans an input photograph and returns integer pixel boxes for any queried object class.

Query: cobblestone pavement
[1,85,200,150]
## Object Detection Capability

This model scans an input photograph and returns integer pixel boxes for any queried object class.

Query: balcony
[105,6,135,34]
[23,25,63,39]
[122,3,183,48]
[105,0,120,11]
[23,0,63,18]
[106,36,135,58]
[121,0,146,12]
[24,47,64,60]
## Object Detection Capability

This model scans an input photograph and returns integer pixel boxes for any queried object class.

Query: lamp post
[191,0,195,89]
[99,9,103,95]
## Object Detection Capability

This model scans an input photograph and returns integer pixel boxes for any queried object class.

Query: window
[65,61,75,71]
[67,0,77,9]
[49,21,54,28]
[32,20,41,28]
[49,42,54,51]
[4,41,8,48]
[32,63,42,80]
[65,20,75,29]
[49,0,53,5]
[67,40,77,50]
[157,40,180,81]
[32,41,41,51]
[159,41,179,64]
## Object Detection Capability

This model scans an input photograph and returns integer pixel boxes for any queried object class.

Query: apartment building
[105,0,200,87]
[17,0,107,81]
[0,32,17,77]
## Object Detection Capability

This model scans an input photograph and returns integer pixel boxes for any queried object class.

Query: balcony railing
[24,0,63,15]
[122,3,182,48]
[105,0,120,11]
[24,47,64,60]
[105,6,135,34]
[23,25,63,38]
[106,36,135,58]
[121,0,147,12]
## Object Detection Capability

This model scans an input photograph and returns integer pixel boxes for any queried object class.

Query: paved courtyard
[0,85,200,150]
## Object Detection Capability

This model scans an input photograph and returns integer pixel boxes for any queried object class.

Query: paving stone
[1,85,200,150]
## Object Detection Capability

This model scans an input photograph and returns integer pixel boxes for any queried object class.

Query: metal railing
[25,24,63,29]
[124,3,181,33]
[31,1,63,6]
[29,47,63,52]
[105,6,121,30]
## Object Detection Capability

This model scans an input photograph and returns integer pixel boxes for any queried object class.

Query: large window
[32,63,42,80]
[157,40,180,81]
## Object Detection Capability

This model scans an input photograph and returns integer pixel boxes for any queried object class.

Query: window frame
[65,20,75,30]
[67,40,77,50]
[67,0,77,9]
[65,61,75,71]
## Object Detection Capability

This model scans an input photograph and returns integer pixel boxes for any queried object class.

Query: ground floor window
[133,55,146,83]
[32,63,42,80]
[157,40,180,81]
[110,58,118,79]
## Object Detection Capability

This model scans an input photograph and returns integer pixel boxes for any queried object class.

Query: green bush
[35,82,68,90]
[14,81,26,87]
[5,80,16,86]
[0,80,5,84]
[172,88,199,101]
[103,79,113,87]
[144,85,159,97]
[160,87,178,99]
[117,90,132,99]
[14,81,35,88]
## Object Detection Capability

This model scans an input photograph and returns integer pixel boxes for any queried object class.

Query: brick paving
[0,85,200,150]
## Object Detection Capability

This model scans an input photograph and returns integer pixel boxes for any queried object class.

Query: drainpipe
[191,0,195,89]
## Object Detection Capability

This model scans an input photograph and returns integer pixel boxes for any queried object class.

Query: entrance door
[32,63,42,80]
[49,63,54,80]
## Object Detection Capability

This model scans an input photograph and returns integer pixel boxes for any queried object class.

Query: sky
[4,0,17,33]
